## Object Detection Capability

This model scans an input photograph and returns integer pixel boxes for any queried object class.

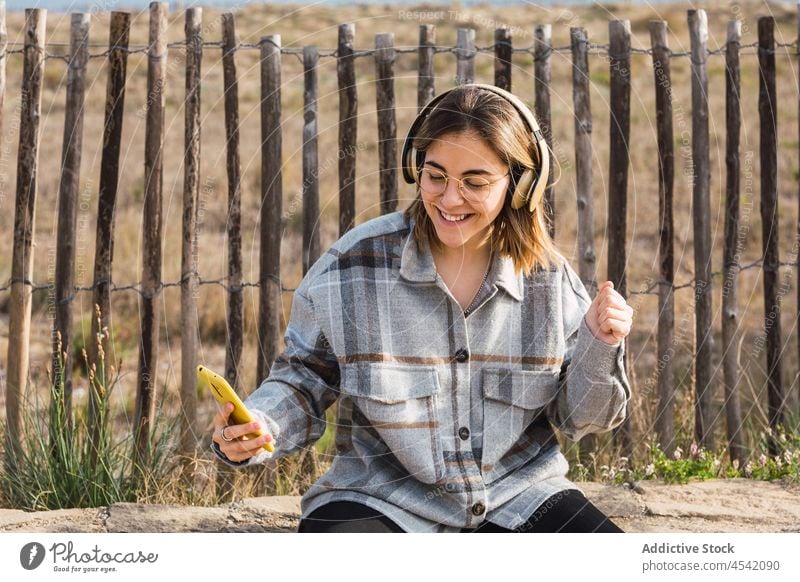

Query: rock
[105,503,230,533]
[571,481,643,518]
[235,495,302,515]
[637,478,800,532]
[0,509,32,529]
[0,507,104,533]
[1,480,798,533]
[226,496,302,533]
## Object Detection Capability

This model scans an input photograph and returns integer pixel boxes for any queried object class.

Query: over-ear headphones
[400,82,550,213]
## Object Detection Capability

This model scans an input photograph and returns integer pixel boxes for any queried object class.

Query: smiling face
[419,130,511,260]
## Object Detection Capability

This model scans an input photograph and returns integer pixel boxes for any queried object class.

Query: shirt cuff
[210,440,251,468]
[575,314,624,376]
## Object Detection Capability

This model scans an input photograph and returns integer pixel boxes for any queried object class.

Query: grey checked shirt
[212,210,631,532]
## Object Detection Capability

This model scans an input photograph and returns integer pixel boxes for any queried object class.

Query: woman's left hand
[584,280,633,344]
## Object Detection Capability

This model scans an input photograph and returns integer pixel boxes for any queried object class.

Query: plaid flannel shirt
[212,210,631,532]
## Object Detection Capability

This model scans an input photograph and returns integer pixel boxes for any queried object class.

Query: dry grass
[0,0,799,480]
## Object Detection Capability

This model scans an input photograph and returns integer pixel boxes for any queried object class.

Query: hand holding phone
[199,365,275,455]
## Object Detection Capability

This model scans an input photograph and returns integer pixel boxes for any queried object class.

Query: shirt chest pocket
[340,362,446,485]
[481,368,560,471]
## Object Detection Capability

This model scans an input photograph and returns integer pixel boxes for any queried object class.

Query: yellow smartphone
[198,365,274,452]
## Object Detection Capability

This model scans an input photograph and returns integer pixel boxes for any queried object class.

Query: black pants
[297,489,624,533]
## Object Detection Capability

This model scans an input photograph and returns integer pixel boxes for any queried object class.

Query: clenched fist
[584,280,633,345]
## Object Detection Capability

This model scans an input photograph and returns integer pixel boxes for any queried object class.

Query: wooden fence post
[418,24,436,110]
[571,27,596,292]
[797,2,800,405]
[52,12,89,442]
[135,1,167,467]
[494,25,511,91]
[6,7,46,462]
[722,19,747,465]
[608,19,633,460]
[214,13,241,502]
[216,12,244,501]
[535,23,555,238]
[456,28,475,85]
[649,20,676,456]
[295,43,323,485]
[221,13,243,391]
[88,11,130,459]
[0,2,6,417]
[337,23,356,238]
[758,16,784,455]
[571,26,597,459]
[299,46,321,482]
[180,6,202,457]
[375,32,397,215]
[257,34,282,384]
[303,45,320,274]
[689,9,715,450]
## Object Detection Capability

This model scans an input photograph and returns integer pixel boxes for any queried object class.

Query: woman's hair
[403,85,562,277]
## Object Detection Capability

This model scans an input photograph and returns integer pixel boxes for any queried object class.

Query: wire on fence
[2,257,798,303]
[0,38,797,63]
[0,272,294,301]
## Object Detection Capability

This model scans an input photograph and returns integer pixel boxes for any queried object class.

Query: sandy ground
[0,479,798,533]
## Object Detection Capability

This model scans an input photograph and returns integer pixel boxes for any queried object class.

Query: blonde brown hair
[403,85,561,276]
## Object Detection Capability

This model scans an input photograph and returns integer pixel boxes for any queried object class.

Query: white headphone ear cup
[527,139,550,212]
[510,169,535,210]
[410,146,420,183]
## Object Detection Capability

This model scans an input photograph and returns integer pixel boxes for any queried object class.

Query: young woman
[211,84,634,533]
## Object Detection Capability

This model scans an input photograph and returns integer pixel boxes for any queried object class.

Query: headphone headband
[400,83,550,213]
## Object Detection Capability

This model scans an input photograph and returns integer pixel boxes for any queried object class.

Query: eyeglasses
[416,166,510,204]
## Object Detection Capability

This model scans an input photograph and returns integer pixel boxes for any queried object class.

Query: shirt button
[458,426,470,440]
[471,502,486,516]
[454,348,469,363]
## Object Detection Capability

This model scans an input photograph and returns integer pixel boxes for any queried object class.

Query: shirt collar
[398,214,523,302]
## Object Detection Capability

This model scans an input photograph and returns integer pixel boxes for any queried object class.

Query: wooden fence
[1,3,798,470]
